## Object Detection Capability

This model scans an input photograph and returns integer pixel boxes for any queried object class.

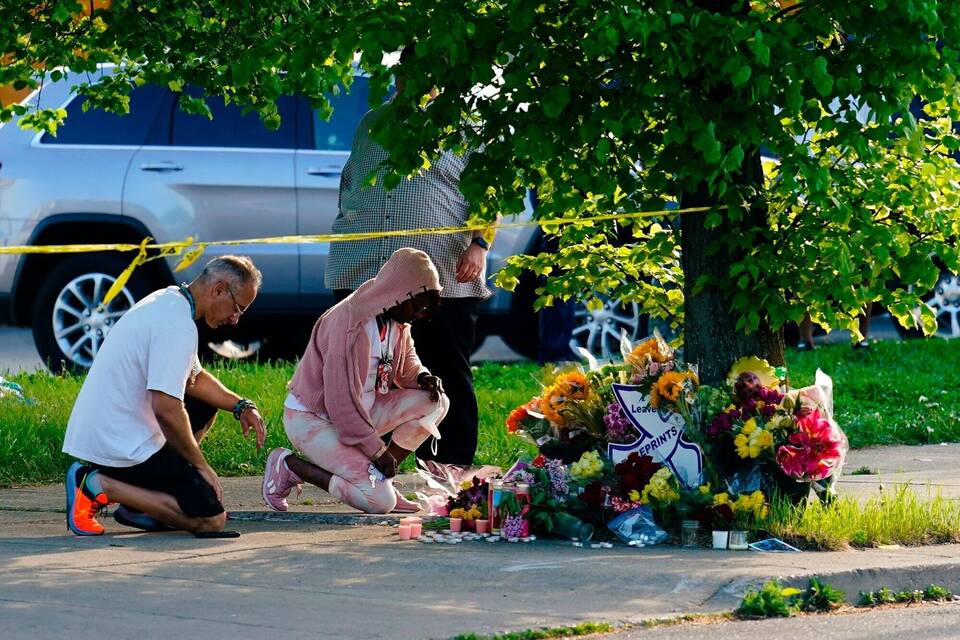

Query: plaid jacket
[325,107,491,300]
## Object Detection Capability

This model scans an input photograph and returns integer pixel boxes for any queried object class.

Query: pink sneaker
[262,448,303,511]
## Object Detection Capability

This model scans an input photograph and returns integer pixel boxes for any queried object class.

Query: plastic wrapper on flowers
[607,506,668,545]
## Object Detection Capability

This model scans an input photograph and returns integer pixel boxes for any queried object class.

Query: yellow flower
[650,370,699,409]
[713,492,729,506]
[727,356,778,389]
[450,508,465,518]
[627,336,671,367]
[459,480,473,490]
[539,371,592,425]
[628,489,641,502]
[571,450,604,481]
[736,419,774,459]
[641,467,680,504]
[756,429,774,449]
[699,483,712,495]
[735,434,750,458]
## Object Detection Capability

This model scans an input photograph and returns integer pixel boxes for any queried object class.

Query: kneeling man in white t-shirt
[62,256,267,536]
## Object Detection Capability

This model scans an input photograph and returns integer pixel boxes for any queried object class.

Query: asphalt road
[611,602,960,639]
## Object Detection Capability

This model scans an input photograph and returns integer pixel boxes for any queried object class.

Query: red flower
[579,481,604,507]
[776,409,843,481]
[532,454,547,468]
[614,452,662,492]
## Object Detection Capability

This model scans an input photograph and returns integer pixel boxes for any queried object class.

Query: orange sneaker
[66,462,108,536]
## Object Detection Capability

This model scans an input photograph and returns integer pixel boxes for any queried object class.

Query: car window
[171,90,296,149]
[312,76,374,151]
[40,84,168,146]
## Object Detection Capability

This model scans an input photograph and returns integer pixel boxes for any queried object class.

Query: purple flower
[708,411,734,437]
[502,514,526,538]
[603,402,637,444]
[759,387,784,404]
[504,469,535,484]
[545,459,569,502]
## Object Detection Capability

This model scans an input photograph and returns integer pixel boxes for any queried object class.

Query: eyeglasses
[226,286,252,317]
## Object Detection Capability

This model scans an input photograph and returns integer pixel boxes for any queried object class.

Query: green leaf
[543,86,571,118]
[731,65,752,88]
[811,56,833,96]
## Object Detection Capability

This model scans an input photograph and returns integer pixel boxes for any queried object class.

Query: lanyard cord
[177,283,196,319]
[379,320,393,364]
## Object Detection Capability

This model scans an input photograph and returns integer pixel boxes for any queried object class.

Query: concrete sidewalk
[3,444,960,640]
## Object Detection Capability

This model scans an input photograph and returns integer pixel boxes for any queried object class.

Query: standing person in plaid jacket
[325,51,489,467]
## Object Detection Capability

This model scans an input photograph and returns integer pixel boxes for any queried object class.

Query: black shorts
[91,396,224,518]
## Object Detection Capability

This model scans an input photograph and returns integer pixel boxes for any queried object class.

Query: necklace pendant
[376,359,393,395]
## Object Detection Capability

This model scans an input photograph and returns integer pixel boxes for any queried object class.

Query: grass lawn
[1,337,957,487]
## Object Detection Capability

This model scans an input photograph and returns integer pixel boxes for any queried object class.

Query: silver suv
[0,74,649,370]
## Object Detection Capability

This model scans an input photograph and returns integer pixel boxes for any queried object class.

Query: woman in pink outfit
[263,248,448,513]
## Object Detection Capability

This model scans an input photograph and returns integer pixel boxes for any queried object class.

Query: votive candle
[398,524,412,540]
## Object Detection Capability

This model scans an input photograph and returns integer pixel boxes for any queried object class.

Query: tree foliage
[5,1,960,379]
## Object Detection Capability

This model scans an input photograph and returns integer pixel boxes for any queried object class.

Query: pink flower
[776,409,843,481]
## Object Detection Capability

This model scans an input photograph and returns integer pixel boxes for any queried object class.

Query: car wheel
[32,254,155,373]
[569,296,645,361]
[895,271,960,339]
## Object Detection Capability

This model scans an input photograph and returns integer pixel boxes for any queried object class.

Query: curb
[780,562,960,602]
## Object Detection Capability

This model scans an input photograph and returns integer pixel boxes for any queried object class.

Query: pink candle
[398,524,412,540]
[409,522,422,537]
[475,519,489,534]
[449,517,463,533]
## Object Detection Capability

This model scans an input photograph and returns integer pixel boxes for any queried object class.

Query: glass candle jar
[681,520,700,548]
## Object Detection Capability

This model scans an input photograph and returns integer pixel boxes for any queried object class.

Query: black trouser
[93,396,221,518]
[335,290,480,464]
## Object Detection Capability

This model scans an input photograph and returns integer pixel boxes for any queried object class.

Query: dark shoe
[113,504,173,532]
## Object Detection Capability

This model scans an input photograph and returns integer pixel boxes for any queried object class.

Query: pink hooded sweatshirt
[288,248,441,458]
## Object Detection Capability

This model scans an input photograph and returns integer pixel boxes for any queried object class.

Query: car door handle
[140,162,184,172]
[307,167,342,177]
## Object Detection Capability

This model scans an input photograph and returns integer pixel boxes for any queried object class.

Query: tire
[500,272,653,361]
[32,254,156,373]
[569,296,647,361]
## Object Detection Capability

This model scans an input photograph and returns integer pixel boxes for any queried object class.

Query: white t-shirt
[285,317,397,416]
[62,286,201,467]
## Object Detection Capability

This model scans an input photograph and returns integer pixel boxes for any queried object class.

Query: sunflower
[539,371,592,425]
[627,336,673,367]
[650,370,699,409]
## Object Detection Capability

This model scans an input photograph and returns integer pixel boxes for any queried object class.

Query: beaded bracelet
[233,398,256,420]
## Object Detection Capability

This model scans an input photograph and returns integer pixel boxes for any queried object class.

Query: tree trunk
[681,150,784,386]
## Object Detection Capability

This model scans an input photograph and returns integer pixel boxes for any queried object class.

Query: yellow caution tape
[0,205,716,306]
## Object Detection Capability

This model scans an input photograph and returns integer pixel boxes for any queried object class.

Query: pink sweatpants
[284,389,449,513]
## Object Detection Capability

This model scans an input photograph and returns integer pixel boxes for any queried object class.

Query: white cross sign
[609,384,703,488]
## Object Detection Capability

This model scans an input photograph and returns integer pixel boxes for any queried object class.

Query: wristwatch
[471,236,490,250]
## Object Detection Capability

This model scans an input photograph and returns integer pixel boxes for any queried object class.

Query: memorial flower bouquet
[445,477,489,530]
[501,455,583,536]
[697,357,847,498]
[504,366,609,462]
